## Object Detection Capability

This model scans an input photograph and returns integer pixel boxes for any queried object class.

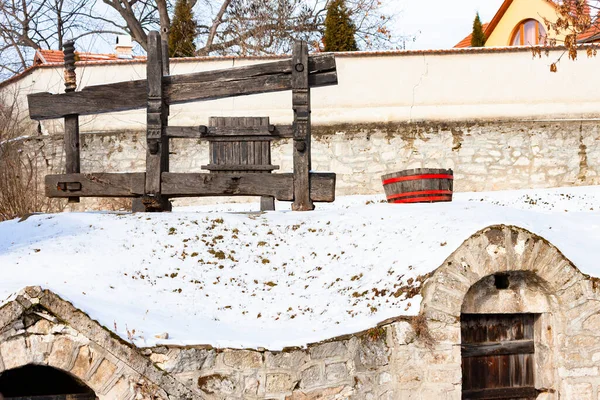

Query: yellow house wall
[485,0,562,46]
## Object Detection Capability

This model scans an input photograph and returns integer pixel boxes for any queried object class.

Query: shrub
[0,95,64,221]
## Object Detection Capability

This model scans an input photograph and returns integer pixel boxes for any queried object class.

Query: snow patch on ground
[1,186,600,350]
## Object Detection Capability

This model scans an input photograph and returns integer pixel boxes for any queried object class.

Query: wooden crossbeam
[45,173,145,197]
[162,172,336,202]
[44,172,335,202]
[27,54,337,120]
[166,125,294,139]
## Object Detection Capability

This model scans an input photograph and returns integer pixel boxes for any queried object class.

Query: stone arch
[0,287,200,400]
[419,224,600,399]
[420,224,593,321]
[0,364,95,397]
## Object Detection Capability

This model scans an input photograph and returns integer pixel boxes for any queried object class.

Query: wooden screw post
[140,31,171,212]
[291,40,314,211]
[63,40,80,204]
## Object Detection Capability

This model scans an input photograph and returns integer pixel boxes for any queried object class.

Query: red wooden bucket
[381,168,453,204]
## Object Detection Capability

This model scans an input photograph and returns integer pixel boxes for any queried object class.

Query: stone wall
[15,119,600,205]
[1,227,599,399]
[144,317,456,400]
[140,225,600,400]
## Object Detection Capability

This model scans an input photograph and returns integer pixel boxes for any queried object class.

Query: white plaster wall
[3,48,600,135]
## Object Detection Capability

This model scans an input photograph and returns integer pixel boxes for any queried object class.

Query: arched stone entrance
[460,271,556,399]
[0,364,96,399]
[420,225,600,400]
[0,287,199,400]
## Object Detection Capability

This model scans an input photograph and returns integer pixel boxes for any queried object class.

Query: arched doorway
[460,271,555,400]
[0,365,96,399]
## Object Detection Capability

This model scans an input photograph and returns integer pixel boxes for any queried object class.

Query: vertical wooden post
[141,31,171,212]
[291,40,313,211]
[63,40,80,204]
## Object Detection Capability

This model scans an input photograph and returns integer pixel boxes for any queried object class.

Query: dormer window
[511,19,547,46]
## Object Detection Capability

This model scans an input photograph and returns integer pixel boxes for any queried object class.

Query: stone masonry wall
[1,228,600,399]
[144,317,460,400]
[142,225,600,400]
[14,119,600,207]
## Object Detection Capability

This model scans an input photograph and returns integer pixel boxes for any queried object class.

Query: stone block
[104,376,132,399]
[27,335,53,364]
[27,319,54,335]
[88,359,118,391]
[266,373,295,393]
[356,337,389,370]
[285,385,351,400]
[325,362,348,382]
[394,321,415,345]
[70,345,97,380]
[558,367,598,377]
[222,349,262,369]
[426,367,461,384]
[563,382,593,400]
[164,348,216,373]
[198,373,238,395]
[299,364,322,389]
[266,351,309,369]
[244,374,260,396]
[378,371,392,384]
[309,341,348,360]
[0,337,28,370]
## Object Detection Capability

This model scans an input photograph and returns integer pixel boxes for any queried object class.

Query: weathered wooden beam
[291,40,313,211]
[45,173,145,197]
[166,125,294,139]
[27,54,337,120]
[201,164,280,172]
[144,31,170,212]
[261,196,275,211]
[63,40,80,204]
[161,172,335,202]
[461,339,534,358]
[461,387,538,399]
[166,125,207,138]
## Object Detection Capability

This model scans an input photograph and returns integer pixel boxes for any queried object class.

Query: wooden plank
[161,172,335,202]
[462,386,538,399]
[45,173,145,197]
[28,81,147,120]
[63,40,80,204]
[461,340,534,358]
[166,125,207,138]
[461,314,535,344]
[144,31,170,212]
[292,40,313,211]
[201,164,279,172]
[261,196,275,211]
[27,55,337,120]
[204,125,278,136]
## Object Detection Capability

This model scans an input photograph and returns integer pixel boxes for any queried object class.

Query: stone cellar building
[1,224,599,399]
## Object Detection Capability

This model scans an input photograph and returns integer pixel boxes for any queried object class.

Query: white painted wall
[2,48,600,135]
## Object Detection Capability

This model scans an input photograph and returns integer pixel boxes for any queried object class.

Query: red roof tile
[454,0,599,47]
[455,23,490,48]
[33,49,146,65]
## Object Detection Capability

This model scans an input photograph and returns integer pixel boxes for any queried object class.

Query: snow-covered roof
[1,186,599,350]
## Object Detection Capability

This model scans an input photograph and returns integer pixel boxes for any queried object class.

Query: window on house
[511,19,547,46]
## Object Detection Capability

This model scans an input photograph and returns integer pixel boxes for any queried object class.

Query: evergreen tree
[323,0,358,52]
[471,13,486,47]
[169,0,197,57]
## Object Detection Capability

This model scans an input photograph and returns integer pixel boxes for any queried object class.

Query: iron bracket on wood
[57,182,82,192]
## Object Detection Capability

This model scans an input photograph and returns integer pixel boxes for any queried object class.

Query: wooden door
[461,314,538,400]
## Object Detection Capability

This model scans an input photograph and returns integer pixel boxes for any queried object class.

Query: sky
[391,0,505,49]
[79,0,507,55]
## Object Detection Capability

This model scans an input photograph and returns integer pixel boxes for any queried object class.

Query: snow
[1,186,600,350]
